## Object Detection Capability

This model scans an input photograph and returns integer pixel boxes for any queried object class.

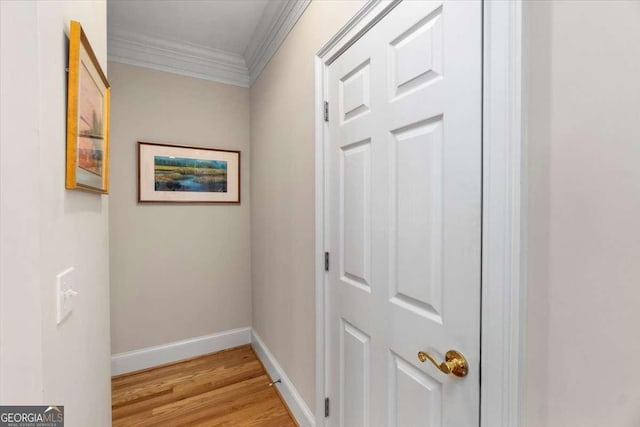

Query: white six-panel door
[326,1,482,426]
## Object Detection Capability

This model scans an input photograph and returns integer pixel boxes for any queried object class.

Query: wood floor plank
[191,398,295,427]
[113,367,265,420]
[112,344,297,426]
[113,359,264,411]
[112,346,255,392]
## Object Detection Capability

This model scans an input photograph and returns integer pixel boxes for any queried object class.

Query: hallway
[2,1,640,425]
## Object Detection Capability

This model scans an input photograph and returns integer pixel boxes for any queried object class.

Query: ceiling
[107,0,311,87]
[108,1,269,55]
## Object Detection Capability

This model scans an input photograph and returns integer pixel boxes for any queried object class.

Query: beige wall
[250,0,365,412]
[525,1,640,425]
[1,1,112,425]
[0,0,43,402]
[108,62,252,354]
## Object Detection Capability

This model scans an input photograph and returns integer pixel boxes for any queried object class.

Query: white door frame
[314,1,525,426]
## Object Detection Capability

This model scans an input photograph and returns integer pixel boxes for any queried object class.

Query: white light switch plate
[56,267,77,324]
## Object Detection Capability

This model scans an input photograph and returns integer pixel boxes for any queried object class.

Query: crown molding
[107,0,311,88]
[244,0,312,84]
[107,27,250,87]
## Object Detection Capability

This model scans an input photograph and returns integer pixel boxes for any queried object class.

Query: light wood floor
[111,345,297,426]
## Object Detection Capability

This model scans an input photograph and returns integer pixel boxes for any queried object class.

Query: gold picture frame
[66,20,110,193]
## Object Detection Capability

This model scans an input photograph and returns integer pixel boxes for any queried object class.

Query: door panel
[390,117,444,322]
[340,320,371,427]
[340,59,371,122]
[326,1,482,426]
[390,352,442,427]
[341,139,371,290]
[389,6,443,97]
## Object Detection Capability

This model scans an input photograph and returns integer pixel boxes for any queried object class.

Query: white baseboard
[111,327,252,376]
[251,330,315,427]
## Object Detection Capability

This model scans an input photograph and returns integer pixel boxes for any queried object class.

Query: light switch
[56,267,78,324]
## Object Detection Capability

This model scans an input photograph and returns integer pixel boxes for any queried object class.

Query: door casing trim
[314,1,525,426]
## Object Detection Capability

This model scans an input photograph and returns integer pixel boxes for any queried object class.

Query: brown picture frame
[65,20,111,193]
[137,141,241,204]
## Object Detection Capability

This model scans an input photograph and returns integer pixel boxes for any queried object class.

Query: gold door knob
[417,350,468,378]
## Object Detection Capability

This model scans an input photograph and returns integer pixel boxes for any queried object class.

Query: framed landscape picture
[138,141,240,204]
[66,20,110,193]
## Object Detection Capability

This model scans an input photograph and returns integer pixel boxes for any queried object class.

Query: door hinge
[324,252,330,272]
[324,101,329,122]
[324,397,330,417]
